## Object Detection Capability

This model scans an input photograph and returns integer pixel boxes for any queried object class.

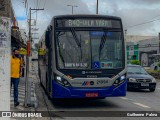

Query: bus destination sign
[56,19,121,28]
[66,19,112,27]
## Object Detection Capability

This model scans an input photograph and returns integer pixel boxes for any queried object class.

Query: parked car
[127,64,156,92]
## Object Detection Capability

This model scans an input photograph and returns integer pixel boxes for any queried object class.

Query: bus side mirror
[45,31,50,48]
[45,25,52,48]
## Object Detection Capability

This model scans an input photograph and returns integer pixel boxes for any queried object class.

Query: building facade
[0,0,26,49]
[126,42,139,64]
[126,36,159,67]
[138,37,159,67]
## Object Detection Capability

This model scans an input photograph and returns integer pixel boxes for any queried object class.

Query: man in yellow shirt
[11,48,22,107]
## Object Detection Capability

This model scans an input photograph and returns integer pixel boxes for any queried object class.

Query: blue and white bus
[38,15,126,99]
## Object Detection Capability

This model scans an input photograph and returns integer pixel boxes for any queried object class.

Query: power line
[34,0,36,9]
[24,0,28,15]
[43,0,47,8]
[11,0,27,20]
[39,0,42,8]
[145,14,160,22]
[125,17,160,29]
[36,0,38,9]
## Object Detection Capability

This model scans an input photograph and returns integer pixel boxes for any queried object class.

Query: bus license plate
[85,93,98,97]
[141,83,149,86]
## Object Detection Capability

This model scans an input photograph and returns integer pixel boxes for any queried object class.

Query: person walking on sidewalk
[11,48,22,107]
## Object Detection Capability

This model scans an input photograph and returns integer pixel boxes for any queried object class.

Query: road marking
[120,97,128,100]
[133,102,150,108]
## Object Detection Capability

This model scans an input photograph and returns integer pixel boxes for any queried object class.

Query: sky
[11,0,160,43]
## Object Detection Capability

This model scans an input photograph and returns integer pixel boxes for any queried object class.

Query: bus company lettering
[85,71,102,74]
[67,19,112,27]
[82,81,94,86]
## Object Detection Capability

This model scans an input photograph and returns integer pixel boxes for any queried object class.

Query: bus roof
[53,14,121,20]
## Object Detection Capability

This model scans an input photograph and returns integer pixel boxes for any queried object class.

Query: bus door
[45,30,52,94]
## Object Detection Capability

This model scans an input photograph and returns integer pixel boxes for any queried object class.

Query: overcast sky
[11,0,160,43]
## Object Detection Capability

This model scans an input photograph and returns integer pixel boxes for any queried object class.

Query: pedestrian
[19,54,25,77]
[11,48,22,107]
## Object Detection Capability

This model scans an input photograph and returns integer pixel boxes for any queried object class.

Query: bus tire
[39,79,42,86]
[47,94,52,100]
[46,73,51,100]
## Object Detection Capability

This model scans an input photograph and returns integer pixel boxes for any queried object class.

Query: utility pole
[159,33,160,54]
[124,29,127,41]
[67,5,78,14]
[24,7,44,107]
[96,0,99,14]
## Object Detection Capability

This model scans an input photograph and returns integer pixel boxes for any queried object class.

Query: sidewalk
[10,59,36,113]
[10,77,35,111]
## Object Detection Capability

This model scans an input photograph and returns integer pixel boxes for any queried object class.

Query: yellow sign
[38,48,45,55]
[19,48,27,55]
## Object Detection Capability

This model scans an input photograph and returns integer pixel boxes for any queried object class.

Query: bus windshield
[56,30,123,69]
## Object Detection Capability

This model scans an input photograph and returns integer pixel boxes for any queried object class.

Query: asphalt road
[32,61,160,120]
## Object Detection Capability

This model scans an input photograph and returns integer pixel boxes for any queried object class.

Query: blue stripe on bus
[90,31,113,36]
[51,80,126,98]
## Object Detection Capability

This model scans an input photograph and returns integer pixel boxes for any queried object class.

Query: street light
[67,5,78,14]
[96,0,99,14]
[125,29,127,41]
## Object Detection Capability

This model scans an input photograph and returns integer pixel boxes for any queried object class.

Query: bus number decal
[97,80,108,85]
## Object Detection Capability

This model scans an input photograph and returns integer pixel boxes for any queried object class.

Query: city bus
[38,15,126,99]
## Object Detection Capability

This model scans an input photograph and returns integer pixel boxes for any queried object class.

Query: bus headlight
[113,75,126,86]
[55,76,71,87]
[56,76,62,81]
[129,78,136,82]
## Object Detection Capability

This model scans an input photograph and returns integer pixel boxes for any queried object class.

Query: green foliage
[146,69,160,79]
[130,60,140,65]
[158,62,160,67]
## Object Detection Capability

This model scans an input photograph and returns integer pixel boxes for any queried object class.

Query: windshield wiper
[71,28,81,48]
[99,30,108,60]
[56,32,65,67]
[70,28,83,65]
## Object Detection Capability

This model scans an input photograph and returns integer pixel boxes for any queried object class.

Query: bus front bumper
[51,80,127,98]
